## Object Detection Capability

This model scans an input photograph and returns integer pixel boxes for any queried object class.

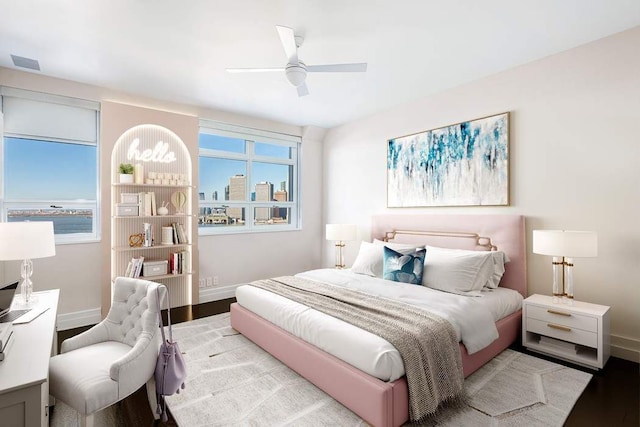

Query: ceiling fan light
[285,65,307,87]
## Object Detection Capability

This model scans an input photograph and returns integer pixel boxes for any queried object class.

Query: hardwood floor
[58,299,639,426]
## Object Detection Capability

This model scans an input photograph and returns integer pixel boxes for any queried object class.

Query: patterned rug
[166,313,592,426]
[50,312,593,426]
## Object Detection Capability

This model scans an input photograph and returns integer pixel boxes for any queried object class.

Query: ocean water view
[8,215,93,234]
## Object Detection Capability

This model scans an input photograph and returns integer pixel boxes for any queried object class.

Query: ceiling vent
[11,55,40,71]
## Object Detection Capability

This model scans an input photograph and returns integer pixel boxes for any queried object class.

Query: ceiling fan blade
[276,25,299,64]
[297,82,309,97]
[226,67,285,73]
[307,63,368,73]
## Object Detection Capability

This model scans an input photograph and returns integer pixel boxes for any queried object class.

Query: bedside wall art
[387,112,509,207]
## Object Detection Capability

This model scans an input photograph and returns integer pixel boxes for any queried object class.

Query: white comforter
[235,268,522,381]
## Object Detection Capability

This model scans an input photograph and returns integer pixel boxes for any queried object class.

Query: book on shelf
[171,222,179,244]
[177,223,187,244]
[169,250,190,275]
[143,223,153,247]
[0,331,15,361]
[138,192,157,216]
[150,192,157,216]
[127,256,145,278]
[0,323,13,349]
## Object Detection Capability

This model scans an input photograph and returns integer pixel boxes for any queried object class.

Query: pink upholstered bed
[231,214,526,427]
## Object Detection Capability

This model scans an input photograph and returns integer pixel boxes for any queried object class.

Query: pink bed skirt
[230,303,521,427]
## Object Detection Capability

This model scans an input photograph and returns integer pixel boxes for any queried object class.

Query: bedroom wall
[322,26,640,362]
[0,67,323,326]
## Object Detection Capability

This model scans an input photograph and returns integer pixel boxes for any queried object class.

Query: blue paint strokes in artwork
[387,113,509,207]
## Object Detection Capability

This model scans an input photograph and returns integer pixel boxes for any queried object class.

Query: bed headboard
[371,214,527,297]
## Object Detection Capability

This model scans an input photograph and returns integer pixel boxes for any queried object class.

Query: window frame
[198,120,301,235]
[0,87,101,244]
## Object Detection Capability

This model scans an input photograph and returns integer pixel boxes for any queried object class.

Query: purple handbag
[155,286,187,421]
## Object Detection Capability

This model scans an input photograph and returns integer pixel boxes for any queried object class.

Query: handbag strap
[155,284,173,343]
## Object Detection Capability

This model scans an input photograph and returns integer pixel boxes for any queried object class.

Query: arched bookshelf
[110,124,193,307]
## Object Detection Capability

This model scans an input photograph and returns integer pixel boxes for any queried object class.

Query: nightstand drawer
[527,305,597,332]
[527,318,598,348]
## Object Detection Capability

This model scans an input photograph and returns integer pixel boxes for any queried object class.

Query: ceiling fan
[226,25,367,97]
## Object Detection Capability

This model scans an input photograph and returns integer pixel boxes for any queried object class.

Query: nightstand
[522,294,610,369]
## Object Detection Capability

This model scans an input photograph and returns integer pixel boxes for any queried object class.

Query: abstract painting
[387,112,509,207]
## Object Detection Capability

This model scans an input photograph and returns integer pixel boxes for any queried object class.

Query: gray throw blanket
[249,276,464,421]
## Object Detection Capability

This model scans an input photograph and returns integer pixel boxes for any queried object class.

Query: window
[0,87,100,243]
[198,120,300,234]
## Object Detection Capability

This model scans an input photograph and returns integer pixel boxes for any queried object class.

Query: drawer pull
[547,309,571,317]
[547,323,572,332]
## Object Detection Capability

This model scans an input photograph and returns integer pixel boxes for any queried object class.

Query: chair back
[106,277,165,347]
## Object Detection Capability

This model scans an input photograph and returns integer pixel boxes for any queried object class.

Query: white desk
[0,290,59,427]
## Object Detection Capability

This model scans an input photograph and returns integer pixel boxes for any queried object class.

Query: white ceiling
[1,1,639,129]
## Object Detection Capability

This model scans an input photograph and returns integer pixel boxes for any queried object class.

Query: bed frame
[231,214,526,427]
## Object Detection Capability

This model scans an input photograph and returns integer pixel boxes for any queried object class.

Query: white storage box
[120,193,140,204]
[142,260,168,277]
[116,204,139,216]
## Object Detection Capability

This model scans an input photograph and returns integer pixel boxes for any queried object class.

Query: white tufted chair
[49,277,165,427]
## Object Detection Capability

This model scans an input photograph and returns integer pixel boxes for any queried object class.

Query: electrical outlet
[206,277,213,287]
[213,276,219,286]
[199,279,206,288]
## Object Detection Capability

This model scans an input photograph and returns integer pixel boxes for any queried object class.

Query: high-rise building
[227,174,246,222]
[224,185,229,201]
[280,180,287,191]
[212,191,218,201]
[255,181,273,222]
[199,192,205,200]
[272,189,288,220]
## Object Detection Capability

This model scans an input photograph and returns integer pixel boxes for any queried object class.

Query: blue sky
[4,137,96,200]
[198,134,292,202]
[4,135,291,202]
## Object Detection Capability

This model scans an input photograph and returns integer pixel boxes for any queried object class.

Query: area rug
[50,312,592,426]
[164,313,592,426]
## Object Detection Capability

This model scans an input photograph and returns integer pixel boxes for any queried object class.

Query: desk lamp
[0,221,56,305]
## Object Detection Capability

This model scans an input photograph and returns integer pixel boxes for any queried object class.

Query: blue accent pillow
[383,246,426,285]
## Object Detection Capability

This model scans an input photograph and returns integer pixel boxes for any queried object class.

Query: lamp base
[13,293,38,308]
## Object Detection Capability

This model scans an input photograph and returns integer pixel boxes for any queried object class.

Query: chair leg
[78,412,95,427]
[147,377,160,420]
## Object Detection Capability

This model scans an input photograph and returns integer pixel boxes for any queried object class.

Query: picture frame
[387,112,509,207]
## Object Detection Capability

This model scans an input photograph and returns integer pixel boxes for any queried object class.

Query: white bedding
[235,268,522,382]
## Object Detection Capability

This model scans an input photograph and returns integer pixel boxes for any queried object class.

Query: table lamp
[0,221,56,306]
[326,224,357,269]
[532,230,597,304]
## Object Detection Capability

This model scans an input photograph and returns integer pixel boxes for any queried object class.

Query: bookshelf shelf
[112,243,193,252]
[113,214,195,220]
[111,272,192,282]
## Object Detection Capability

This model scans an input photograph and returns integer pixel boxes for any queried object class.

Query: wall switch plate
[213,276,219,286]
[199,279,206,288]
[206,277,213,287]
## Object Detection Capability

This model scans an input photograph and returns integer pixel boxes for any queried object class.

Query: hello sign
[127,138,177,163]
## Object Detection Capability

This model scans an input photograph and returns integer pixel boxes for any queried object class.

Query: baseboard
[199,283,240,303]
[611,334,640,363]
[56,308,101,331]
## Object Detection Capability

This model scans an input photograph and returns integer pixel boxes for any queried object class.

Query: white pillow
[422,246,495,296]
[373,239,422,250]
[351,241,423,278]
[485,251,510,289]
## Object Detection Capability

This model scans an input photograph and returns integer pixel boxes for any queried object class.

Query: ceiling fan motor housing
[285,63,307,87]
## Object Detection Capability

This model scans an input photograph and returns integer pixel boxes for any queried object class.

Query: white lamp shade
[0,222,56,260]
[532,230,597,258]
[326,224,357,241]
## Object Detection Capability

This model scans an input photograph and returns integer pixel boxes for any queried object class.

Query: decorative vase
[119,173,134,184]
[157,206,169,216]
